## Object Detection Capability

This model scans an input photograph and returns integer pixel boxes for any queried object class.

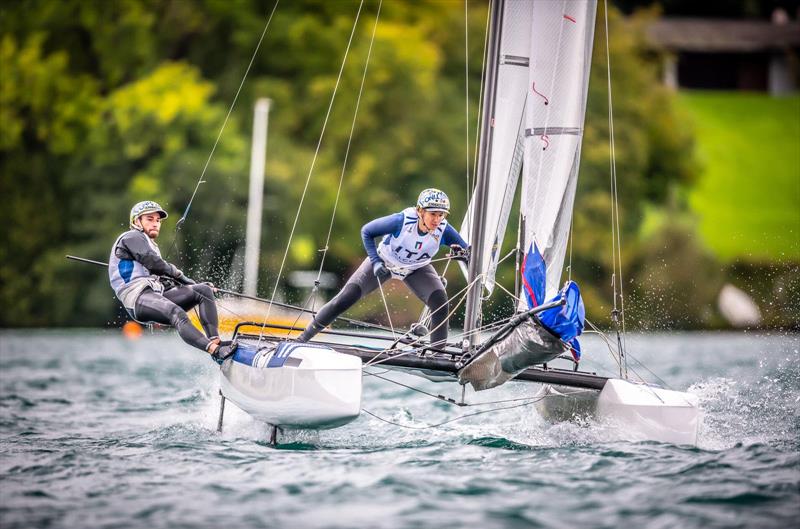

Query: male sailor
[297,188,469,348]
[108,201,235,362]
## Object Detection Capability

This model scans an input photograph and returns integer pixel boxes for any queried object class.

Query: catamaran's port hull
[219,341,362,429]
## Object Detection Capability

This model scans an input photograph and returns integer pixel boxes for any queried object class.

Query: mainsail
[459,0,595,391]
[462,0,596,301]
[520,0,596,302]
[459,0,532,293]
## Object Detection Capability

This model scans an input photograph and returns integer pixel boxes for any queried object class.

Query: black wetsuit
[299,257,450,346]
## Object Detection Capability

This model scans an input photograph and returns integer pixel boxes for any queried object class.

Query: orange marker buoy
[122,321,143,340]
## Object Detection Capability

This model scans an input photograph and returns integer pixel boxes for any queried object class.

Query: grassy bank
[677,91,800,262]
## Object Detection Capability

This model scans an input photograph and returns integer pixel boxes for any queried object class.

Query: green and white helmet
[130,200,168,229]
[417,188,450,213]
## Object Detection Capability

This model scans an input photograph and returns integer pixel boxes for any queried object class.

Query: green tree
[0,0,705,330]
[0,33,101,325]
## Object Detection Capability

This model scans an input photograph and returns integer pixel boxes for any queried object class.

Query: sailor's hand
[372,261,391,281]
[203,281,217,293]
[449,244,465,253]
[448,244,470,264]
[174,270,196,285]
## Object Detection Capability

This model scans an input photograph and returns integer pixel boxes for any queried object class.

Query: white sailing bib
[377,207,446,278]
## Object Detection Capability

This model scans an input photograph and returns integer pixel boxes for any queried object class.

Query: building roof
[647,18,800,53]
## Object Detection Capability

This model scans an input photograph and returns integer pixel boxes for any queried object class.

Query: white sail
[519,0,596,304]
[460,0,533,293]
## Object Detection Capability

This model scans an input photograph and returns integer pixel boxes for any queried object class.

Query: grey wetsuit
[109,230,219,352]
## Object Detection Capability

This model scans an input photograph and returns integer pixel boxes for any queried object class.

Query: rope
[568,206,575,284]
[165,0,280,261]
[584,317,624,373]
[314,0,383,285]
[466,0,492,232]
[603,0,628,378]
[376,279,397,340]
[382,252,469,277]
[464,0,472,210]
[364,370,457,403]
[363,394,549,431]
[365,368,557,408]
[496,247,517,266]
[258,0,365,341]
[291,253,468,338]
[363,274,485,368]
[492,278,521,306]
[582,318,672,402]
[363,274,484,368]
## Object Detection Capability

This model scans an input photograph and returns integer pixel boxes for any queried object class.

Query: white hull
[220,342,362,429]
[536,378,701,445]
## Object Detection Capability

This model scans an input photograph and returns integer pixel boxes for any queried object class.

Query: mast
[462,0,505,351]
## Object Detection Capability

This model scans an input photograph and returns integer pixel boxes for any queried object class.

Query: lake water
[1,329,798,528]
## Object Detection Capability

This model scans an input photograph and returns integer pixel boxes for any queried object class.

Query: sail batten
[501,55,529,66]
[525,126,581,136]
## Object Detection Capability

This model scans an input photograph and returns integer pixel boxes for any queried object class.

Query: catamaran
[213,0,702,446]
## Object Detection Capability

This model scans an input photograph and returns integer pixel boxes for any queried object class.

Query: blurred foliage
[628,215,725,329]
[0,0,792,330]
[615,0,799,18]
[678,92,800,262]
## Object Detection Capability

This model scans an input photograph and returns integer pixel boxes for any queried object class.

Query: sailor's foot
[296,320,324,343]
[410,323,429,337]
[209,342,238,365]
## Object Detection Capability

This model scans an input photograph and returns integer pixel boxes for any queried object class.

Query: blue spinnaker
[521,243,546,308]
[539,281,585,344]
[568,337,581,362]
[520,245,585,351]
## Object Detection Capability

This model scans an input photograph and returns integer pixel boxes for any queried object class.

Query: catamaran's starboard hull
[536,379,702,446]
[219,340,362,429]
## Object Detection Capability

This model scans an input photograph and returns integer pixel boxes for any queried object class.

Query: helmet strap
[418,208,433,233]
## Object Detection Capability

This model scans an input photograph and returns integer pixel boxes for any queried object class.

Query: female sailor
[297,188,469,348]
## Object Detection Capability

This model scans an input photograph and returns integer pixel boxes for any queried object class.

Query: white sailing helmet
[417,188,450,213]
[130,200,168,230]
